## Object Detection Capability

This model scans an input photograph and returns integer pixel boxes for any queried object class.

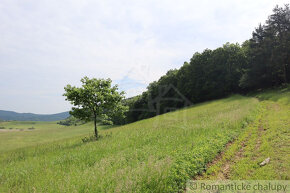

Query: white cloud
[0,0,288,113]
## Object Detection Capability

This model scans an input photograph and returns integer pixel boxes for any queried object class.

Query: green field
[0,121,111,152]
[0,88,289,192]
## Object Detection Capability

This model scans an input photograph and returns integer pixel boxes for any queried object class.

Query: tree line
[124,4,290,123]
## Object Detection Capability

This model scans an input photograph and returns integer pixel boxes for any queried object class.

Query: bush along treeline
[124,5,290,123]
[57,116,86,126]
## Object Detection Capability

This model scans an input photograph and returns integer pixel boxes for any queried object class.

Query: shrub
[82,135,97,143]
[57,116,85,126]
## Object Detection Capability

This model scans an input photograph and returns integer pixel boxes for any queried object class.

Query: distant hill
[0,110,70,121]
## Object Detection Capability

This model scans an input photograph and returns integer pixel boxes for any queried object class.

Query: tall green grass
[0,95,258,192]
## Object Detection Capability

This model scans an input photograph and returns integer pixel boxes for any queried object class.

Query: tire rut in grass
[193,130,253,180]
[198,102,282,180]
[217,131,253,180]
[196,117,261,180]
[254,119,266,158]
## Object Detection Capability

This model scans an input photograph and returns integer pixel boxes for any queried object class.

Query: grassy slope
[0,95,258,192]
[200,87,290,180]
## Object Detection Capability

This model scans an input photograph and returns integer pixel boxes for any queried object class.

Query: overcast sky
[0,0,288,114]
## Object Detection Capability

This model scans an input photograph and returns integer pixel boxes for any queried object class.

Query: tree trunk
[93,114,98,138]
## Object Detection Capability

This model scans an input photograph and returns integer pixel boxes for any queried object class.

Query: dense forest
[114,5,290,124]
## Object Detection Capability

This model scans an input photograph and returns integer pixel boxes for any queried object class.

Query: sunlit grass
[0,95,258,192]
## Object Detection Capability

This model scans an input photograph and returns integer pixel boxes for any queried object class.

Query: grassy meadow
[0,88,289,192]
[0,95,259,192]
[0,121,111,152]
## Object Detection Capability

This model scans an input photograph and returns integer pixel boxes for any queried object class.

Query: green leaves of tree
[63,76,128,137]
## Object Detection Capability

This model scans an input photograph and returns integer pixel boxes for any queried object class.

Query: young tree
[63,77,127,138]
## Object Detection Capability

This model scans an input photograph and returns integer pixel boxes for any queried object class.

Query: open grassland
[0,121,111,152]
[0,95,259,192]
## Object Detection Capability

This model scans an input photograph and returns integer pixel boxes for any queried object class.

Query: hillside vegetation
[0,88,289,192]
[0,3,289,193]
[0,94,258,192]
[125,5,290,124]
